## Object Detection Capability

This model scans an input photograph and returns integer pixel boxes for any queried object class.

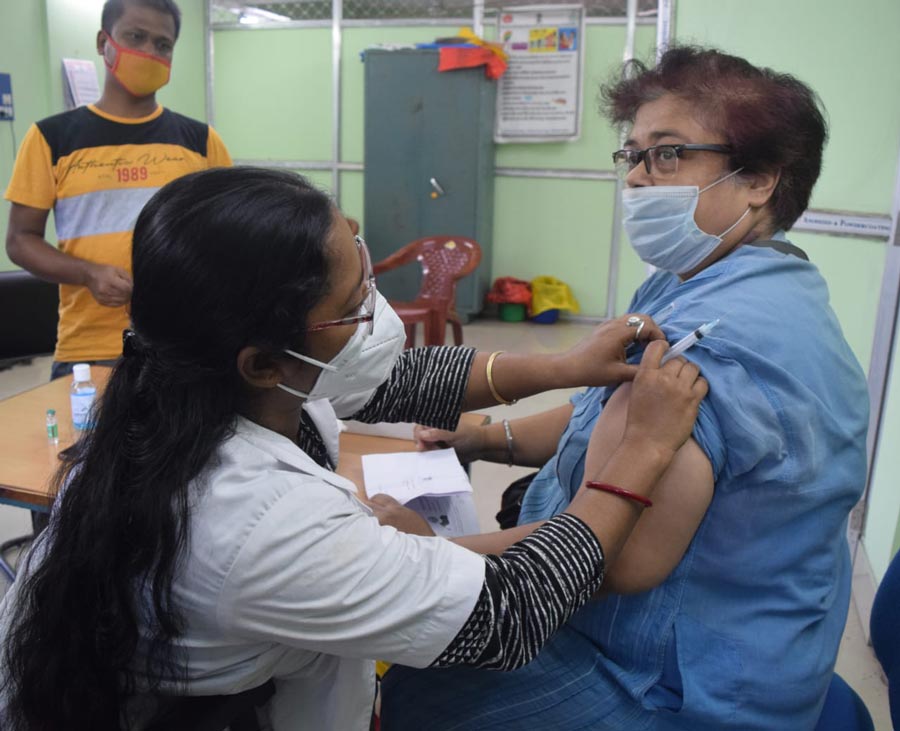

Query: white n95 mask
[278,291,406,417]
[622,168,750,274]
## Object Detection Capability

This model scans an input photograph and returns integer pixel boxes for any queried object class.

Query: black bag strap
[745,238,808,261]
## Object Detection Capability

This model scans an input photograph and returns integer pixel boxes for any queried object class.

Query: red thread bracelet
[584,481,653,508]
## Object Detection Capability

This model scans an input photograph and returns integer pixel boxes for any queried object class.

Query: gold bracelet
[486,351,517,405]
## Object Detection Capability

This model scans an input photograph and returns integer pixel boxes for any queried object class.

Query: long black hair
[2,167,335,730]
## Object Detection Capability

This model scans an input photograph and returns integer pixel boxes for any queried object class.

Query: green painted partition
[493,176,616,314]
[45,0,207,136]
[44,0,108,124]
[3,0,899,574]
[867,327,900,579]
[213,28,333,160]
[0,1,51,271]
[0,0,207,272]
[676,0,899,215]
[794,232,886,375]
[337,23,655,319]
[5,3,897,355]
[292,168,333,191]
[495,25,657,171]
[675,0,900,587]
[493,25,657,317]
[340,170,364,227]
[211,11,896,368]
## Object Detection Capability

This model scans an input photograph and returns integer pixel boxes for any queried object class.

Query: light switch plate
[0,73,14,121]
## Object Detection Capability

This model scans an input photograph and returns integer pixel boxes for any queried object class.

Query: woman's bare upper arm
[589,382,714,595]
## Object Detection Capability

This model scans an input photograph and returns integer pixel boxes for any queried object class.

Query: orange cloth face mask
[103,33,171,97]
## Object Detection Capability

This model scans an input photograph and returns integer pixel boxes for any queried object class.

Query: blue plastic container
[531,309,559,324]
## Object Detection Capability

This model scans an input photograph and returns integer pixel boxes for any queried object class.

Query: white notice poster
[62,59,101,110]
[495,4,586,143]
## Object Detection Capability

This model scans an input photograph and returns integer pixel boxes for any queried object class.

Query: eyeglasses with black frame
[306,235,377,336]
[612,144,733,180]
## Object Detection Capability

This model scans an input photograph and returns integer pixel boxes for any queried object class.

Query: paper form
[406,493,481,538]
[362,448,471,505]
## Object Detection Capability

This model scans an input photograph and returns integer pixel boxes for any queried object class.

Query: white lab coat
[1,417,485,731]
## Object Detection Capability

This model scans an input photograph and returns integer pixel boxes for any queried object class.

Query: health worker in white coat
[0,167,707,731]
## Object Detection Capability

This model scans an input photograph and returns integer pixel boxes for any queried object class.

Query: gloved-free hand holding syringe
[660,319,720,365]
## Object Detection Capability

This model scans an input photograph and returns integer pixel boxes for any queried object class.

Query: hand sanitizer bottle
[70,363,96,431]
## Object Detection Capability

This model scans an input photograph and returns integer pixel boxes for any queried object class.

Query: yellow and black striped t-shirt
[4,104,232,362]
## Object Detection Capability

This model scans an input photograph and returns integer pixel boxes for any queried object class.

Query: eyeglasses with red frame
[306,235,377,336]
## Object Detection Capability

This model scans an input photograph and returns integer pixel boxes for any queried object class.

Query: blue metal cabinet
[364,49,495,318]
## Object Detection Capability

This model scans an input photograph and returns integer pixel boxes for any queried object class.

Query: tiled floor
[0,321,892,728]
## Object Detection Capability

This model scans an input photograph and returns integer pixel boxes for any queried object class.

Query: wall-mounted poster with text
[495,4,586,143]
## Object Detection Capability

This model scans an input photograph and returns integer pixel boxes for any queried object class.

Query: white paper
[407,493,481,538]
[362,448,471,504]
[62,59,101,110]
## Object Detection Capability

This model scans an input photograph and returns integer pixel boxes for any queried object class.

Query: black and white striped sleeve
[350,346,476,430]
[432,513,605,671]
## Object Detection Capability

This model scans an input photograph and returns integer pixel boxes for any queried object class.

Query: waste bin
[486,277,531,322]
[530,276,579,324]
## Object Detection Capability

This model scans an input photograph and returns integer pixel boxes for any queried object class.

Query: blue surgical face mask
[622,168,750,274]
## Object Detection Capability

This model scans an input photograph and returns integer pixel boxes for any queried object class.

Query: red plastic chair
[373,236,482,347]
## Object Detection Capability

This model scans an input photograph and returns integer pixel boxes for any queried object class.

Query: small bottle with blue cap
[70,363,96,431]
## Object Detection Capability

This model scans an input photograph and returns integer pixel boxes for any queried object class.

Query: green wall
[44,0,108,124]
[211,13,895,371]
[210,3,900,578]
[0,0,206,271]
[674,0,900,589]
[44,0,207,126]
[3,1,899,574]
[213,28,333,160]
[867,324,900,579]
[492,25,657,318]
[0,0,52,271]
[672,0,899,378]
[676,0,899,215]
[213,23,657,317]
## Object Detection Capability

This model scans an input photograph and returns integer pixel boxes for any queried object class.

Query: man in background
[5,0,232,380]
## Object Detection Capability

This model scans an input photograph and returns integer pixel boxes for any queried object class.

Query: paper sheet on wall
[62,59,100,110]
[494,5,585,142]
[362,448,471,504]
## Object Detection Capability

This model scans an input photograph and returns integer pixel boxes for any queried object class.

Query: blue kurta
[382,241,869,731]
